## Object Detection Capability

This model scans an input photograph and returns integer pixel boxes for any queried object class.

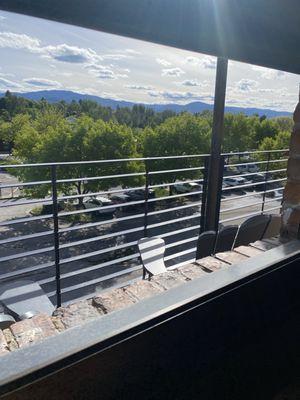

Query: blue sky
[0,10,299,111]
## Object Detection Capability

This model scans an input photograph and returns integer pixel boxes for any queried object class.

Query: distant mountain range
[0,90,292,118]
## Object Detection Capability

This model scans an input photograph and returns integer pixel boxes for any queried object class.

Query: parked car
[237,163,259,174]
[110,193,131,212]
[173,181,202,196]
[124,189,155,201]
[83,196,116,217]
[265,187,284,198]
[223,176,248,187]
[223,176,249,194]
[249,173,267,191]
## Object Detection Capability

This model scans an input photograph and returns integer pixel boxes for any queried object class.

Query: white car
[83,196,116,216]
[237,163,259,174]
[223,176,248,187]
[173,181,202,195]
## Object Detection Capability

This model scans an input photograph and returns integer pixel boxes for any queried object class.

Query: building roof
[1,0,300,74]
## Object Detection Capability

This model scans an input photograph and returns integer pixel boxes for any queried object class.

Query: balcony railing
[0,149,288,306]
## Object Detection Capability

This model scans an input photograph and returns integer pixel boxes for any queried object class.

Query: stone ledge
[9,314,57,349]
[214,251,248,265]
[0,329,9,355]
[196,256,228,272]
[53,299,103,330]
[93,288,136,313]
[0,237,286,357]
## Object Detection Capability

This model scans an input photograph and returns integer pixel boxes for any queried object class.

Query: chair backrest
[234,214,271,248]
[0,280,55,319]
[196,231,216,260]
[215,225,239,253]
[138,237,167,276]
[262,214,281,239]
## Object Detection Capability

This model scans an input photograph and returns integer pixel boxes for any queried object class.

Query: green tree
[11,113,140,205]
[142,113,211,190]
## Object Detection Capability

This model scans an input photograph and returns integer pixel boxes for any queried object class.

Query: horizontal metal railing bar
[56,166,204,185]
[222,178,286,192]
[149,179,204,189]
[60,264,142,294]
[59,202,201,249]
[148,201,201,216]
[58,199,145,217]
[165,235,198,249]
[224,159,288,168]
[220,197,282,214]
[0,213,53,227]
[148,190,203,203]
[0,180,51,189]
[61,237,198,293]
[220,205,281,223]
[56,172,146,184]
[149,166,204,175]
[0,245,54,263]
[224,168,286,180]
[221,149,288,156]
[0,197,52,208]
[60,235,199,283]
[0,230,54,246]
[147,213,200,230]
[57,186,146,201]
[59,214,200,265]
[0,261,55,282]
[60,254,141,280]
[57,191,203,218]
[164,246,196,260]
[221,187,284,202]
[3,154,210,169]
[58,277,142,306]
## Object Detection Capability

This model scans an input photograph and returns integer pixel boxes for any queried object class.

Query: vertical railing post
[200,156,209,233]
[205,57,228,231]
[143,160,150,238]
[261,152,271,213]
[213,155,225,231]
[51,165,61,308]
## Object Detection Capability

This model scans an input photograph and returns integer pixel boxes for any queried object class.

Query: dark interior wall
[2,257,299,400]
[0,0,300,74]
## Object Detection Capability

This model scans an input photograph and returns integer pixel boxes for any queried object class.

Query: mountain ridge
[0,90,291,118]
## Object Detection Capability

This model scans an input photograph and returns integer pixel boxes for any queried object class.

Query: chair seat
[0,280,54,318]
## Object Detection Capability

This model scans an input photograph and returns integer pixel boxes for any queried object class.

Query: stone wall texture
[0,238,281,357]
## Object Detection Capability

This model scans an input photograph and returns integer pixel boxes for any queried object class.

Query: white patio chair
[138,237,167,277]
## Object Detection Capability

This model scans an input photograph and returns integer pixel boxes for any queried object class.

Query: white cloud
[0,32,40,52]
[252,65,287,80]
[0,15,6,21]
[125,49,141,55]
[177,79,209,87]
[185,55,217,69]
[125,84,154,90]
[201,56,217,69]
[162,67,185,77]
[148,90,203,102]
[103,54,129,60]
[43,44,101,64]
[87,64,128,80]
[156,58,171,67]
[235,79,259,92]
[23,77,62,88]
[0,77,21,90]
